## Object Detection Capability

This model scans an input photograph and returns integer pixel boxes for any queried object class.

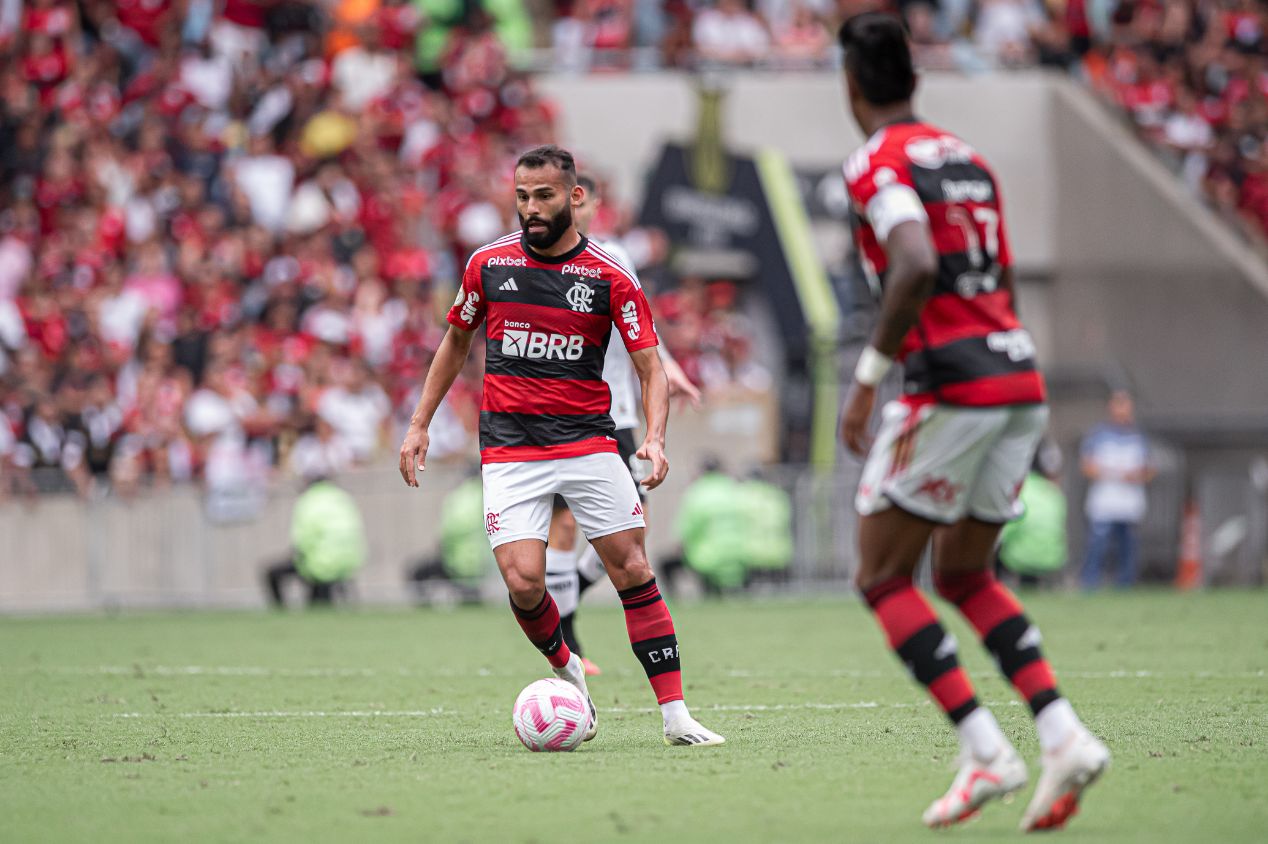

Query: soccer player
[399,145,724,747]
[836,14,1109,830]
[544,174,702,675]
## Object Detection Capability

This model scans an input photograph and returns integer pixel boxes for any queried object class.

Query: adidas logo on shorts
[499,278,519,291]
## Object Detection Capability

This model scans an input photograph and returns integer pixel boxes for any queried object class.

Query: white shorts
[856,402,1048,525]
[482,452,646,550]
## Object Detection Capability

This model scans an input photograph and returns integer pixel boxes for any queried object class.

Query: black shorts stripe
[902,334,1037,393]
[480,411,615,450]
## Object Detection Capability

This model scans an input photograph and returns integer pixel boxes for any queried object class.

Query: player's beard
[520,202,573,250]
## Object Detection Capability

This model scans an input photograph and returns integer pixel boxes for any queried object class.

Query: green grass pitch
[2,591,1265,842]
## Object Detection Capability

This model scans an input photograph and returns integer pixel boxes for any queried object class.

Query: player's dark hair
[516,145,577,186]
[837,13,916,106]
[577,174,597,194]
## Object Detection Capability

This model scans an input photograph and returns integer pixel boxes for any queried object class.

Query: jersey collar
[521,233,589,265]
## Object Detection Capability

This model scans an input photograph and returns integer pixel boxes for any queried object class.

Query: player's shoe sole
[581,658,602,676]
[922,746,1028,829]
[1021,730,1110,832]
[582,695,598,742]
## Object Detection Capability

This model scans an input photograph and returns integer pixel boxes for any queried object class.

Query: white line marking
[114,708,451,719]
[107,701,1023,719]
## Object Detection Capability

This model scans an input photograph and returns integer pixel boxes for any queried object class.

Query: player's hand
[636,439,669,490]
[840,382,876,457]
[398,424,430,487]
[665,366,702,409]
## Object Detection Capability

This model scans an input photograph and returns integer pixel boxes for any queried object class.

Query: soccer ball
[512,678,591,752]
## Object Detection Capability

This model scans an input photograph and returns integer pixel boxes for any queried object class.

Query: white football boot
[922,745,1029,828]
[663,716,726,747]
[1020,728,1110,832]
[552,653,598,741]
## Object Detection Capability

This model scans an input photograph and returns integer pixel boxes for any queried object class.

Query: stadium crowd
[0,0,772,500]
[0,0,1262,500]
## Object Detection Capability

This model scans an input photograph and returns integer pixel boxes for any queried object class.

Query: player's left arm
[629,346,669,490]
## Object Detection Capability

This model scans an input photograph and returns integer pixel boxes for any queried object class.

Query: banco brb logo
[565,281,594,313]
[503,329,584,360]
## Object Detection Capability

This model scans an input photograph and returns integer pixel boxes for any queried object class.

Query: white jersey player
[544,176,701,675]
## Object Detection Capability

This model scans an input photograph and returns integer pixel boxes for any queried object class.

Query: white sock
[544,548,579,617]
[1035,698,1081,753]
[957,707,1008,763]
[576,543,606,584]
[660,699,689,728]
[552,652,583,684]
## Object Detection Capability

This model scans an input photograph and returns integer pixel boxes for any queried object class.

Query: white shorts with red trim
[855,401,1048,525]
[482,452,646,549]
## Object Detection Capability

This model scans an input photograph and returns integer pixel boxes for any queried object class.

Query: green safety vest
[291,481,367,584]
[999,473,1068,574]
[739,479,793,571]
[441,477,496,581]
[675,473,749,589]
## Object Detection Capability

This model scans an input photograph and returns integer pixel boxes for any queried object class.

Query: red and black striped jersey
[446,232,659,464]
[845,120,1046,408]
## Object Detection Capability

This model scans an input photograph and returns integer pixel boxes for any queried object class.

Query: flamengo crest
[566,281,594,313]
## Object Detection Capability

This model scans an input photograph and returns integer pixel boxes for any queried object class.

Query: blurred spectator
[317,357,390,463]
[772,2,832,65]
[1080,390,1157,589]
[654,278,772,398]
[693,0,772,66]
[288,414,355,480]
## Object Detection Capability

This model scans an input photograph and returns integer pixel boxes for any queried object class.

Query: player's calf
[509,591,572,669]
[934,570,1091,749]
[862,576,982,726]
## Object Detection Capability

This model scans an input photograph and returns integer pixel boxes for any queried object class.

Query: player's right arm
[400,257,487,486]
[398,324,476,487]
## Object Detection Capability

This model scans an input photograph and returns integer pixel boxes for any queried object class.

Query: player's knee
[504,568,544,607]
[607,552,652,589]
[854,561,910,594]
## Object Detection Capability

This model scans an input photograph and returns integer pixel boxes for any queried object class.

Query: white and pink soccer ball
[512,678,591,752]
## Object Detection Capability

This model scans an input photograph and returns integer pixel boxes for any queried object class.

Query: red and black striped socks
[619,577,683,704]
[510,591,572,669]
[934,570,1060,716]
[863,576,980,724]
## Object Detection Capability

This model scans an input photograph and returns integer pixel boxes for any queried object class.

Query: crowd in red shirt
[0,1,767,502]
[1078,0,1268,241]
[0,1,569,499]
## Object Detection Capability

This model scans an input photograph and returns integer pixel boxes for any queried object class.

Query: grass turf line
[1,591,1265,843]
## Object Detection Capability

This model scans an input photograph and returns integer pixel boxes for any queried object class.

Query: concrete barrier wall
[0,394,780,612]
